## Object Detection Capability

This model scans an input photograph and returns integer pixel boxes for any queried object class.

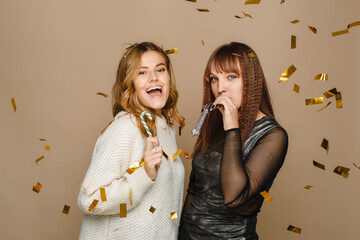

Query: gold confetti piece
[32,182,42,193]
[241,11,253,18]
[179,126,182,136]
[149,205,156,213]
[201,40,205,46]
[184,151,190,159]
[126,161,140,175]
[304,185,314,190]
[120,203,127,218]
[347,21,360,29]
[44,145,51,151]
[287,225,302,234]
[130,189,133,206]
[260,191,273,202]
[332,29,349,37]
[35,156,45,165]
[171,212,178,221]
[308,26,317,34]
[313,160,325,170]
[244,0,261,5]
[333,166,350,179]
[162,150,169,160]
[11,97,17,112]
[96,92,108,98]
[323,88,338,98]
[62,205,70,215]
[305,97,324,105]
[81,184,89,195]
[335,92,343,109]
[290,20,299,24]
[196,8,209,12]
[291,35,296,49]
[248,53,255,58]
[353,163,360,169]
[88,199,99,211]
[38,138,47,141]
[100,188,107,201]
[101,120,114,134]
[186,0,196,2]
[173,148,182,160]
[316,102,332,112]
[279,65,296,82]
[321,138,329,151]
[235,15,244,19]
[293,84,300,93]
[280,0,285,4]
[314,73,328,81]
[165,48,178,54]
[139,158,145,167]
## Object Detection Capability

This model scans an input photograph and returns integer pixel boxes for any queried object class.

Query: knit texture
[78,111,185,240]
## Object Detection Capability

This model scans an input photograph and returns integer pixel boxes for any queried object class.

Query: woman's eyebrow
[140,63,166,69]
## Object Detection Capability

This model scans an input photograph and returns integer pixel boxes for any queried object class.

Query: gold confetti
[248,53,255,58]
[321,138,329,151]
[184,151,190,159]
[332,29,349,37]
[149,205,156,213]
[287,225,302,234]
[88,199,99,211]
[35,156,45,165]
[314,73,328,81]
[244,0,261,5]
[38,138,47,141]
[308,26,317,34]
[162,150,169,159]
[323,88,338,98]
[201,40,205,46]
[304,185,314,190]
[317,102,332,112]
[291,35,296,49]
[165,48,178,54]
[186,0,196,2]
[32,182,42,193]
[335,92,343,108]
[11,97,17,112]
[313,160,325,170]
[290,20,299,24]
[173,148,182,160]
[126,161,141,175]
[96,92,108,98]
[347,21,360,29]
[280,0,285,4]
[62,205,70,215]
[305,97,324,105]
[130,189,133,206]
[241,11,253,18]
[100,188,107,201]
[120,203,127,218]
[196,8,209,12]
[293,84,300,93]
[333,166,350,179]
[260,191,273,202]
[44,145,51,151]
[279,65,297,82]
[139,158,145,167]
[235,15,245,19]
[101,120,114,134]
[81,184,89,195]
[353,163,360,169]
[171,212,178,221]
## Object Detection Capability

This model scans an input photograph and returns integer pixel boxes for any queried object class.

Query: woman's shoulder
[103,111,140,137]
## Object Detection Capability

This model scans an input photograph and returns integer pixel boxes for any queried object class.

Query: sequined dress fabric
[179,116,288,240]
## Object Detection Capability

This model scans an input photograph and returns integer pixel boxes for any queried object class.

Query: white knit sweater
[78,111,185,240]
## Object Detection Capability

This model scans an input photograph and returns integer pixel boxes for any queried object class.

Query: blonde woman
[78,42,185,240]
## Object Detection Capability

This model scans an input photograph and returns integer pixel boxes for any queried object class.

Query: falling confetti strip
[11,97,17,112]
[313,160,325,170]
[38,138,47,141]
[308,26,317,34]
[201,40,205,46]
[260,191,273,202]
[333,166,350,179]
[196,9,209,12]
[293,84,300,93]
[290,20,299,24]
[62,205,70,215]
[305,97,324,105]
[281,0,285,4]
[304,185,314,190]
[171,212,178,221]
[321,138,329,151]
[32,182,42,193]
[35,156,45,165]
[353,163,360,169]
[314,73,328,81]
[96,92,108,98]
[244,0,261,5]
[149,205,156,213]
[44,145,51,151]
[100,188,107,201]
[88,199,99,211]
[291,35,296,49]
[335,92,343,108]
[186,0,196,2]
[317,102,332,112]
[287,225,302,234]
[279,65,297,82]
[347,21,360,29]
[323,88,338,98]
[173,148,182,160]
[332,29,349,37]
[120,203,127,218]
[165,48,178,54]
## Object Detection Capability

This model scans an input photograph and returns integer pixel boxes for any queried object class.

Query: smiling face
[210,64,243,109]
[133,50,170,115]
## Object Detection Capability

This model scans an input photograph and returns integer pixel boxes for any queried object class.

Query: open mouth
[146,86,163,96]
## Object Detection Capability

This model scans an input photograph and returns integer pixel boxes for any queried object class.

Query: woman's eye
[229,75,238,80]
[209,76,218,82]
[139,71,146,75]
[157,68,166,72]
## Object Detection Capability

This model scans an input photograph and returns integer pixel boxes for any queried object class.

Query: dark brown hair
[112,42,184,138]
[193,42,274,156]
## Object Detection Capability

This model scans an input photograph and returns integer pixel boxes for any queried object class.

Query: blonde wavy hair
[112,42,185,138]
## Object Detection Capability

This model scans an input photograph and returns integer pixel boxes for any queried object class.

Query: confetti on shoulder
[96,92,108,98]
[244,0,261,5]
[165,48,178,54]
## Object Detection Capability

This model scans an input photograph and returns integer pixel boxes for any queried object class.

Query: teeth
[146,86,162,92]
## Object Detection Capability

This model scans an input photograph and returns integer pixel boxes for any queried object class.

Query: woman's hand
[143,137,162,180]
[213,96,239,131]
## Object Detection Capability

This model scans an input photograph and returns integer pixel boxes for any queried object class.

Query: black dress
[179,116,288,240]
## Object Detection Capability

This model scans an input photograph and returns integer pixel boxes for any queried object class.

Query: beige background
[1,0,359,239]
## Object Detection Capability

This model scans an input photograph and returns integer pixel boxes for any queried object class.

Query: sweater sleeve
[78,116,154,215]
[220,127,288,208]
